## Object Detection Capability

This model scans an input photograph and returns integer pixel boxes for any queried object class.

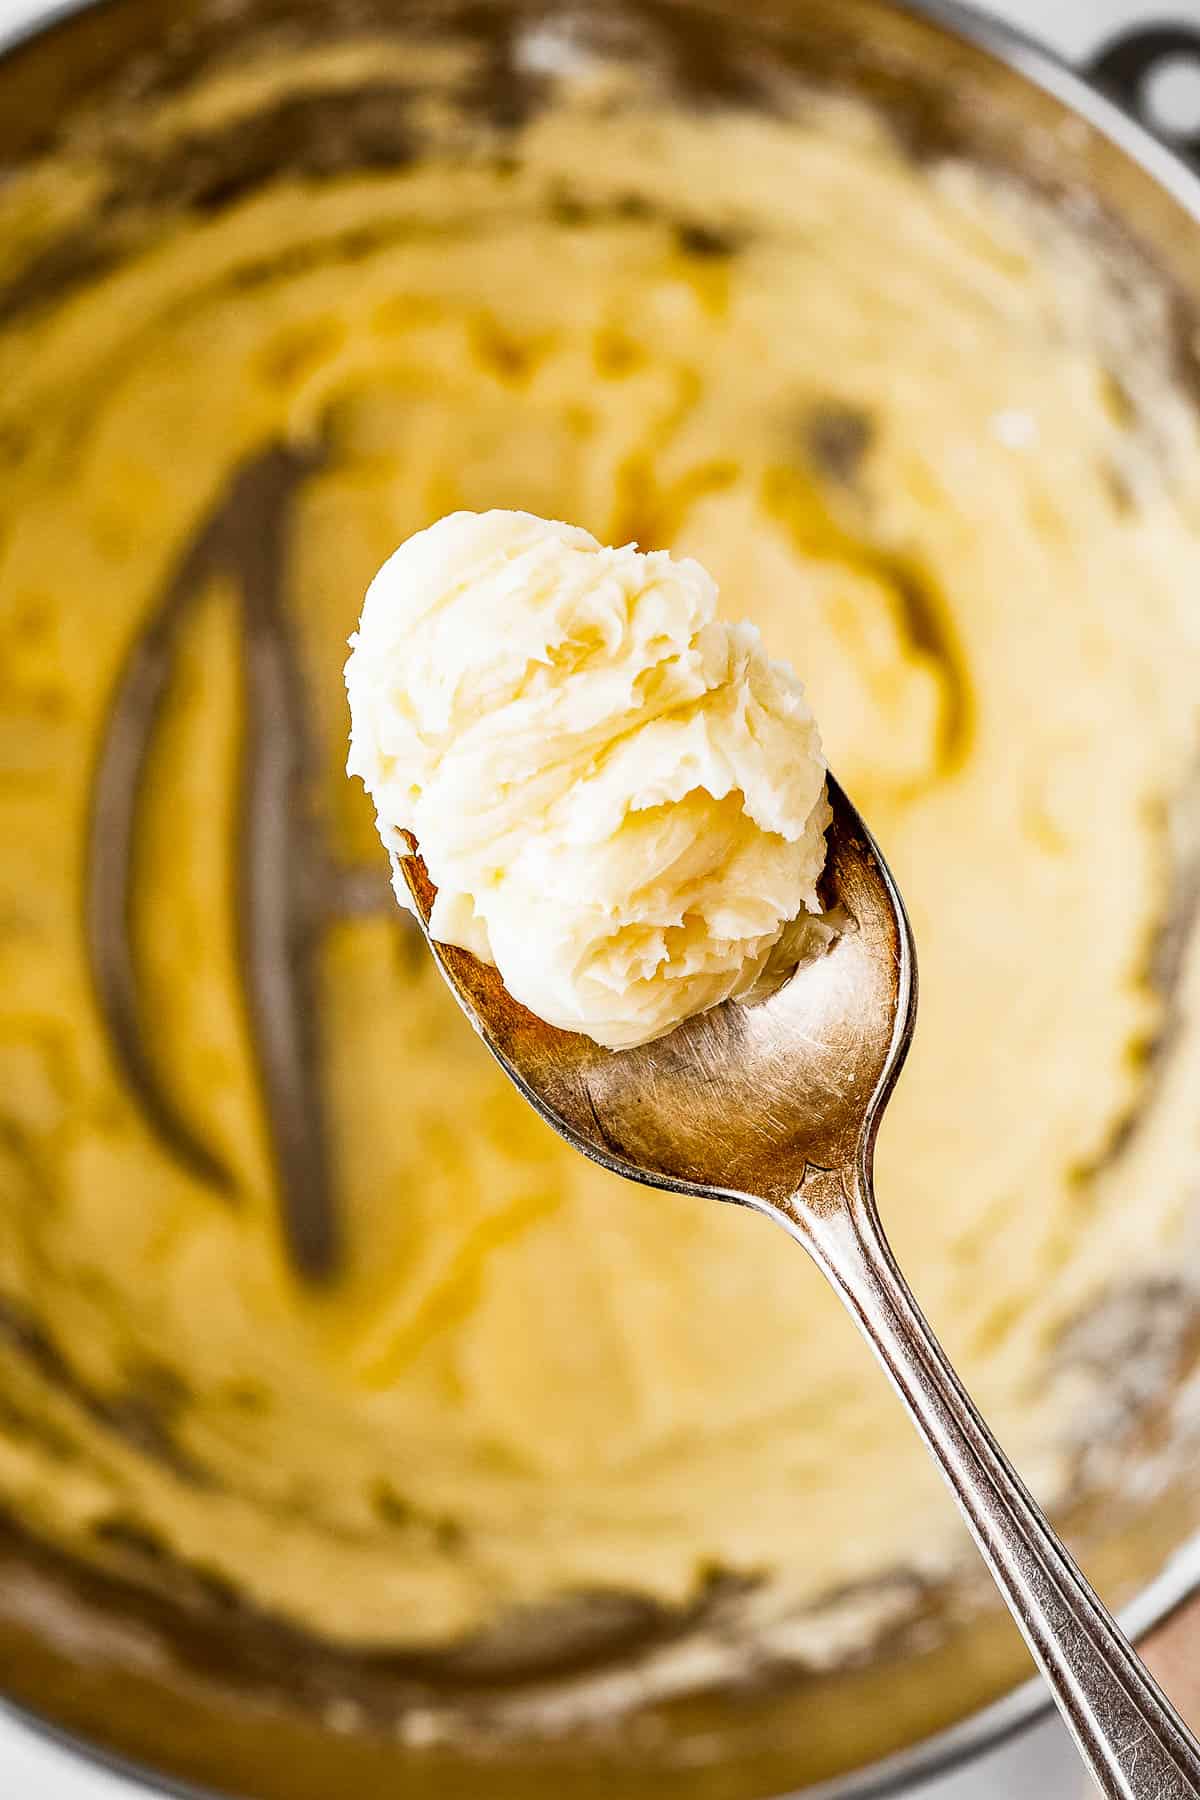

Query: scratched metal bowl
[2,1,1200,1796]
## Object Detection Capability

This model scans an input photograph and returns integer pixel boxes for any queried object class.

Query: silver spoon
[395,777,1200,1800]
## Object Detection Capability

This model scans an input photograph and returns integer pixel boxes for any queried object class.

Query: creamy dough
[1,66,1200,1657]
[346,509,829,1047]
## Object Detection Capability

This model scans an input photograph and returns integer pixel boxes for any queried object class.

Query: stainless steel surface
[397,780,914,1214]
[2,0,1200,1796]
[402,777,1200,1799]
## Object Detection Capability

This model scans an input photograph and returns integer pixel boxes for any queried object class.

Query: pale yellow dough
[345,510,830,1048]
[1,66,1200,1656]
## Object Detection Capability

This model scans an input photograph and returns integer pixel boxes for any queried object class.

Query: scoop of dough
[345,509,830,1048]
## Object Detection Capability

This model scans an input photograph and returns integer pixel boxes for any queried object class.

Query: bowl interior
[1,2,1200,1797]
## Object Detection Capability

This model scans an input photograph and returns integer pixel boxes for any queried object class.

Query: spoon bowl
[397,774,1200,1800]
[398,777,913,1212]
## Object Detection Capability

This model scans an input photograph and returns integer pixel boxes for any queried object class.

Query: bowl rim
[1,0,1199,1794]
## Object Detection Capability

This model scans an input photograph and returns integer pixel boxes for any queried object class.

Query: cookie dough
[345,509,829,1048]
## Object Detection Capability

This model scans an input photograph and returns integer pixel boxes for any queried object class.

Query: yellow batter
[1,54,1200,1658]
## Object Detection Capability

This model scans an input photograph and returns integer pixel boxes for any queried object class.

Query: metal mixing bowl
[2,2,1200,1795]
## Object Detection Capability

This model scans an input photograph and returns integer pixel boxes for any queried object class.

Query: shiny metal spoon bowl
[398,776,1200,1800]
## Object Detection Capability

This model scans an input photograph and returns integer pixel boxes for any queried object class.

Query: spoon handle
[789,1167,1200,1800]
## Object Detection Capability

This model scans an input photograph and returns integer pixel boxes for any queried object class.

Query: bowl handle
[1085,25,1200,172]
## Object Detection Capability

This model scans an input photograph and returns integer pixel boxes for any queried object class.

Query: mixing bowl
[2,2,1200,1795]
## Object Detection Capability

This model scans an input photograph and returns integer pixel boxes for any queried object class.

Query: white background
[0,0,1194,1794]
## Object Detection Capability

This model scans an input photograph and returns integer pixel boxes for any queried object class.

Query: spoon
[396,776,1200,1800]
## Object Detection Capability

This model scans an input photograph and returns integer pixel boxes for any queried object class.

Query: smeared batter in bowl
[1,38,1199,1673]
